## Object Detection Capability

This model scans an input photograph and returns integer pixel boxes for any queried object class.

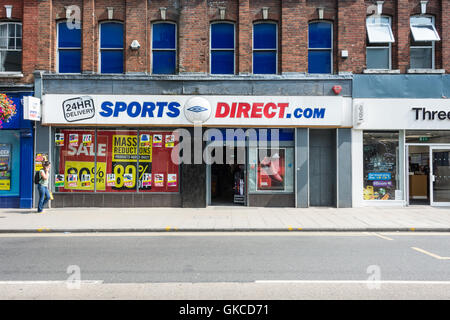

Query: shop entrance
[407,144,450,206]
[208,146,246,206]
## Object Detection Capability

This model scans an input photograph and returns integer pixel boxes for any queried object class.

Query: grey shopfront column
[337,128,352,208]
[296,128,309,208]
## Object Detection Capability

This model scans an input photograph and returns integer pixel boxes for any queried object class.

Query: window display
[53,129,179,193]
[363,131,399,200]
[0,143,11,191]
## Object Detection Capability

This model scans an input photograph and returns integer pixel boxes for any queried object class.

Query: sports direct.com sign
[42,95,348,127]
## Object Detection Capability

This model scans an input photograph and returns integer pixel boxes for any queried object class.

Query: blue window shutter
[308,22,332,49]
[59,50,81,73]
[100,23,123,49]
[211,23,234,49]
[58,23,81,48]
[101,50,123,73]
[253,51,276,74]
[211,51,234,74]
[254,23,277,49]
[153,23,176,49]
[152,51,176,74]
[308,50,331,74]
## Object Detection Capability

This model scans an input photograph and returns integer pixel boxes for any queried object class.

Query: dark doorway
[210,146,246,206]
[309,129,337,207]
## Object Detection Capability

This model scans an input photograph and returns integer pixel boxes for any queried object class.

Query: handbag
[49,191,54,201]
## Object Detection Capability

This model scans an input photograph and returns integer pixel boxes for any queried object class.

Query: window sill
[407,68,445,74]
[0,72,24,78]
[363,69,400,74]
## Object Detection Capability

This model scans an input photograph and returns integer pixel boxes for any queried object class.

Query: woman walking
[37,161,51,213]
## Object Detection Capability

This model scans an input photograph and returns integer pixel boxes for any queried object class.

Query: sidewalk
[1,206,450,233]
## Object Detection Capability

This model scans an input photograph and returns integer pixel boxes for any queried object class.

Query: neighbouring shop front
[353,96,450,207]
[38,90,353,208]
[0,91,34,208]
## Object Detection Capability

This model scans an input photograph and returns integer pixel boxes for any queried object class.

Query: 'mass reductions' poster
[57,131,178,192]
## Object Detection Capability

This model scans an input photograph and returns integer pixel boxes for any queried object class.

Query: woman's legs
[37,185,50,212]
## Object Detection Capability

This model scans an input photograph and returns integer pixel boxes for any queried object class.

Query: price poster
[55,174,65,188]
[68,174,78,187]
[165,135,175,148]
[81,174,91,187]
[123,173,134,187]
[106,174,116,187]
[69,134,78,147]
[140,134,151,147]
[55,133,64,146]
[82,134,92,146]
[167,174,177,187]
[142,173,152,187]
[153,134,162,147]
[34,153,48,172]
[0,144,11,191]
[154,174,164,187]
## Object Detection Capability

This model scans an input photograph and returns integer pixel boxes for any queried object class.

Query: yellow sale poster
[64,161,106,191]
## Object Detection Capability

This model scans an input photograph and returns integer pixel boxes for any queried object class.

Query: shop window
[253,22,277,74]
[366,16,394,70]
[308,21,332,74]
[0,22,22,72]
[363,131,399,200]
[53,129,179,193]
[100,22,124,74]
[152,22,176,74]
[58,21,81,73]
[210,22,235,75]
[0,132,20,196]
[410,16,439,69]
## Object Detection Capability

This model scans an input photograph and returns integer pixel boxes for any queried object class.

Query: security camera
[130,40,140,50]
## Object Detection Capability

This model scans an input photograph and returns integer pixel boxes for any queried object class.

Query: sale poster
[167,174,177,187]
[165,135,175,148]
[257,149,285,191]
[140,134,151,147]
[82,134,92,146]
[0,144,11,191]
[69,134,78,146]
[55,133,64,146]
[81,174,91,187]
[142,173,152,187]
[154,174,164,187]
[68,174,78,187]
[153,135,162,147]
[123,174,134,187]
[106,174,116,187]
[55,174,64,188]
[34,153,48,172]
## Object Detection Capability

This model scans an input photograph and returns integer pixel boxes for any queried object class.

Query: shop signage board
[353,99,450,130]
[42,95,349,127]
[23,96,41,121]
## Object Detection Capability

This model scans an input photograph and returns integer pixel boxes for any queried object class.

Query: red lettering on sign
[278,103,289,118]
[236,103,251,118]
[251,103,263,118]
[216,102,230,118]
[263,103,277,118]
[230,102,237,118]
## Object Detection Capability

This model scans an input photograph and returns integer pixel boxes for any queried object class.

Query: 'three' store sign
[42,95,346,127]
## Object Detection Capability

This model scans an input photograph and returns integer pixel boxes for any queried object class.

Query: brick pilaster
[238,0,251,74]
[281,0,306,73]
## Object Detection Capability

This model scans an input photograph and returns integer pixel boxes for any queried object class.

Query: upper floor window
[253,22,277,74]
[58,21,81,73]
[152,22,176,74]
[0,22,22,72]
[100,22,123,74]
[366,15,394,70]
[210,22,235,75]
[410,16,440,69]
[308,21,332,74]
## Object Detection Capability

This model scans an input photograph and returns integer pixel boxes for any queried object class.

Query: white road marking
[0,280,103,284]
[255,280,450,285]
[411,247,450,260]
[371,233,394,241]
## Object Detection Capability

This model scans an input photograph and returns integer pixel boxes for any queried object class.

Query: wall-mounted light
[130,40,140,51]
[160,7,167,21]
[317,7,324,20]
[4,5,12,19]
[420,1,428,14]
[376,1,384,15]
[107,7,114,20]
[262,7,269,20]
[219,7,226,20]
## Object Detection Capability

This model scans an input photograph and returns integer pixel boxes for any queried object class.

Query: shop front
[0,92,34,208]
[39,93,353,208]
[352,97,450,207]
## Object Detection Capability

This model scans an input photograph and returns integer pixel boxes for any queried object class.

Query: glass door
[430,147,450,206]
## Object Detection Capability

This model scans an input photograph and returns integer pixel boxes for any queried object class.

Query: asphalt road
[0,232,449,299]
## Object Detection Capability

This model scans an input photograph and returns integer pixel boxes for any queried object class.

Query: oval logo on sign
[184,97,212,124]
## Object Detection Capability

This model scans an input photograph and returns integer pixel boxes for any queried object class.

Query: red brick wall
[0,0,448,86]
